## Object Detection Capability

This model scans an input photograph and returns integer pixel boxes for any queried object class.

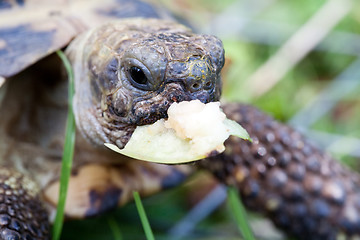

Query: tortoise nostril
[204,81,212,89]
[191,83,201,91]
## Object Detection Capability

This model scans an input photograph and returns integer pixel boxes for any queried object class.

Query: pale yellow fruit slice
[105,100,250,164]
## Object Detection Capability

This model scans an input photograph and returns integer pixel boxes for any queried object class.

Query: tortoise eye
[129,66,148,85]
[123,58,154,91]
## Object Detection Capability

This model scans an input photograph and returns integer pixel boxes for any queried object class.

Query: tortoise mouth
[135,108,168,126]
[128,83,189,126]
[94,79,221,150]
[126,81,219,127]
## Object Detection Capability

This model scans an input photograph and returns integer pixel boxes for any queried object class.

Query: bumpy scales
[202,104,360,239]
[0,168,49,239]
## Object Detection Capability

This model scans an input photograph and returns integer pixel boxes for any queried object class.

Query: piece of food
[105,100,250,164]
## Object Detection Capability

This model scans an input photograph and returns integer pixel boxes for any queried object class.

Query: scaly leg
[0,168,50,239]
[200,103,360,240]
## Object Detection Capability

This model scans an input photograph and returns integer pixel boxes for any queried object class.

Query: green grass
[107,217,123,240]
[228,187,256,240]
[53,50,76,240]
[133,191,155,240]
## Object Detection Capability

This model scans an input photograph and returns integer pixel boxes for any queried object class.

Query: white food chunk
[165,100,229,155]
[105,100,249,164]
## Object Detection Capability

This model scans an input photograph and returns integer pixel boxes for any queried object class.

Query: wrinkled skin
[68,19,224,149]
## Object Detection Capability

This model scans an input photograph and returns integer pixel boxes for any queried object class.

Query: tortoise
[1,0,360,239]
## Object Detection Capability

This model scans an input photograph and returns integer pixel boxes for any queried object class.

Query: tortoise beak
[189,90,213,103]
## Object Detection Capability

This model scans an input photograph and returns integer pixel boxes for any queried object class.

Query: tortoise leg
[199,103,360,240]
[44,162,192,219]
[0,167,50,240]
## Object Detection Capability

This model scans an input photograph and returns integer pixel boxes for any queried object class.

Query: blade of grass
[133,191,155,240]
[108,217,123,240]
[53,50,76,240]
[228,186,256,240]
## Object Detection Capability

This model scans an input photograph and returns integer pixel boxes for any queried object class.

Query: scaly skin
[67,19,224,149]
[0,168,50,239]
[200,103,360,239]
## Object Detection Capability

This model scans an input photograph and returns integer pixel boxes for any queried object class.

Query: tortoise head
[68,19,225,148]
